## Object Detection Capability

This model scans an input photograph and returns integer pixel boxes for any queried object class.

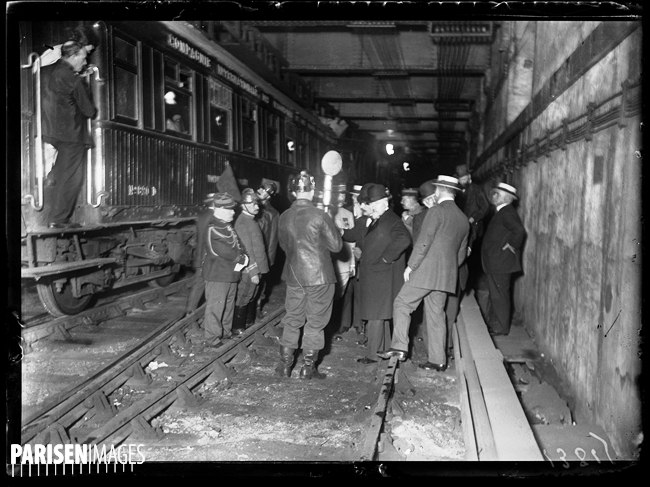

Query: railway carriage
[19,20,339,316]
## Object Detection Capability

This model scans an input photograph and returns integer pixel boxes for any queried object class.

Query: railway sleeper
[153,343,185,366]
[130,416,165,441]
[31,422,70,447]
[204,360,233,386]
[125,363,153,387]
[82,392,118,424]
[171,384,205,410]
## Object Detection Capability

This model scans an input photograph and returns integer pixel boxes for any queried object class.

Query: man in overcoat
[41,41,97,228]
[345,184,411,364]
[233,189,269,334]
[379,176,470,372]
[481,182,526,336]
[276,170,343,380]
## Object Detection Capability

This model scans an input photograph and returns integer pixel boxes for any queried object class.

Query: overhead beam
[286,66,486,77]
[317,96,474,104]
[347,116,471,122]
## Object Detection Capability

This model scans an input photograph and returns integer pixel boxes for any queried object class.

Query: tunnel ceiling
[248,20,496,160]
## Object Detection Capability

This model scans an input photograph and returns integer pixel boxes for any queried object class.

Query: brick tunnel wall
[479,22,642,459]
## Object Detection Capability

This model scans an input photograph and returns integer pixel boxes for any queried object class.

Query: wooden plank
[360,355,398,461]
[456,315,499,461]
[475,356,543,461]
[451,323,478,461]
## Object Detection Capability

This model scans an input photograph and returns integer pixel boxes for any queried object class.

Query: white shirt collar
[437,195,454,204]
[496,202,509,212]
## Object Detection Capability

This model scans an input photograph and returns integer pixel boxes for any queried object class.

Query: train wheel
[36,277,93,317]
[147,266,177,288]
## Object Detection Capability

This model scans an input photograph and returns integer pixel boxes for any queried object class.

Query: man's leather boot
[231,306,247,335]
[246,301,257,326]
[299,349,326,380]
[275,346,296,377]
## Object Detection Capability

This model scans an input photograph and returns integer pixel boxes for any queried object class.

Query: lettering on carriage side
[215,63,262,99]
[128,185,157,196]
[272,100,294,120]
[167,34,211,68]
[207,175,220,183]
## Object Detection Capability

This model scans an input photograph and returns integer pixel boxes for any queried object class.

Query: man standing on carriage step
[41,40,97,229]
[275,170,342,380]
[201,192,249,347]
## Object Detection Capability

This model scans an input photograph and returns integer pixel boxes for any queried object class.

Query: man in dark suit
[41,41,97,228]
[481,182,526,336]
[379,176,470,372]
[344,184,411,364]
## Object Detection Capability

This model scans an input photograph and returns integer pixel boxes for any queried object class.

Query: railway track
[20,277,197,350]
[16,284,549,468]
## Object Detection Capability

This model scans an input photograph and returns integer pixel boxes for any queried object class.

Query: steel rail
[21,277,195,349]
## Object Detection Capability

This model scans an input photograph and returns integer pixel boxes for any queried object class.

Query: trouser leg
[48,141,87,224]
[204,281,232,339]
[424,290,448,365]
[280,285,308,349]
[366,319,391,361]
[486,273,512,334]
[390,283,431,354]
[185,274,206,314]
[301,284,336,351]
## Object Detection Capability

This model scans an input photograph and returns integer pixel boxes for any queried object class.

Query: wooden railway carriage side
[20,20,336,316]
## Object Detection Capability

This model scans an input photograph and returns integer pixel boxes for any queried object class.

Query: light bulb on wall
[386,143,394,155]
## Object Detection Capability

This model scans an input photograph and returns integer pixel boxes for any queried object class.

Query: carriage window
[266,112,278,161]
[164,59,193,135]
[209,78,231,147]
[112,34,139,123]
[114,37,137,65]
[241,98,257,154]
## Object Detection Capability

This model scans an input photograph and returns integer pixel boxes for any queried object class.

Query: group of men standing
[190,163,525,381]
[186,181,281,348]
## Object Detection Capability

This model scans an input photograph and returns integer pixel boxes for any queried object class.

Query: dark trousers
[236,274,259,307]
[486,272,513,334]
[280,283,335,351]
[204,281,238,339]
[185,273,206,313]
[365,319,392,361]
[391,283,448,365]
[335,275,354,333]
[47,141,87,223]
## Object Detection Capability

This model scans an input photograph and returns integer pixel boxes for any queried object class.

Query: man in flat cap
[379,176,470,372]
[275,170,343,380]
[201,192,249,346]
[344,183,411,364]
[232,189,269,335]
[481,182,526,336]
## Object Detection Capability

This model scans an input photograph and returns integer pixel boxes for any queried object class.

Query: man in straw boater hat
[275,170,343,380]
[378,175,470,372]
[344,183,411,364]
[480,182,526,336]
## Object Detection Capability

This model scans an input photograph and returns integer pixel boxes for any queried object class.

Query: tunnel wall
[479,22,642,459]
